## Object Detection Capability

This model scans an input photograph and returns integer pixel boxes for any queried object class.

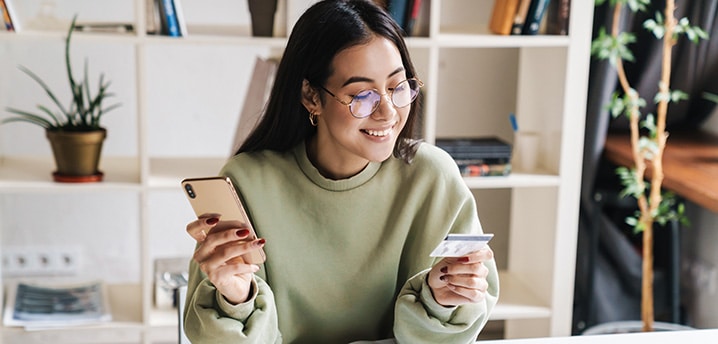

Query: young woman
[183,1,498,343]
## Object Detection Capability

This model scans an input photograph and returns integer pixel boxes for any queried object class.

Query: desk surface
[604,130,718,213]
[481,328,718,344]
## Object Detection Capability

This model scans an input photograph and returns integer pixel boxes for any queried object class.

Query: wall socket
[2,245,82,277]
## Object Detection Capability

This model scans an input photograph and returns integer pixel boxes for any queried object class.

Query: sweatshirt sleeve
[393,144,500,343]
[393,258,499,344]
[183,259,281,344]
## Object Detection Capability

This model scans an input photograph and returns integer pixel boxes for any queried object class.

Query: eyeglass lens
[350,79,420,118]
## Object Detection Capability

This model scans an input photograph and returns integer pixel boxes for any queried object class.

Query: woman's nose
[371,93,396,120]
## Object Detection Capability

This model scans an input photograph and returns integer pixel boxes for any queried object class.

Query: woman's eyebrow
[341,67,406,87]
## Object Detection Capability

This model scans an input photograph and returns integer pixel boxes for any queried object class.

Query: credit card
[430,233,494,257]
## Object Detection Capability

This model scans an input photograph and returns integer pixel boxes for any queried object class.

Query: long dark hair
[236,0,421,162]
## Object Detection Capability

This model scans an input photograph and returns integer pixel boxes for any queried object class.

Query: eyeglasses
[319,78,423,118]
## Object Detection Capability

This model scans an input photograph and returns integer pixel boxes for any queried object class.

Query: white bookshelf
[0,0,593,342]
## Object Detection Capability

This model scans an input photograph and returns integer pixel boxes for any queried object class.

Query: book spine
[172,0,187,36]
[546,0,570,35]
[146,0,160,34]
[522,0,551,35]
[160,0,180,37]
[403,0,421,36]
[2,0,19,32]
[0,0,13,31]
[511,0,532,35]
[387,0,408,33]
[489,0,520,35]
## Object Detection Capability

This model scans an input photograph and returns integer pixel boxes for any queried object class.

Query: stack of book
[436,137,512,177]
[489,0,570,36]
[3,280,112,330]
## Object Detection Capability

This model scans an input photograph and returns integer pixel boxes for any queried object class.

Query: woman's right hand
[187,216,265,304]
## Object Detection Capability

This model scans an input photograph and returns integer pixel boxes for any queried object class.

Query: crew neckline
[293,141,382,191]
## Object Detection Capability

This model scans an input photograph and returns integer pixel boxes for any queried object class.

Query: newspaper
[2,280,112,329]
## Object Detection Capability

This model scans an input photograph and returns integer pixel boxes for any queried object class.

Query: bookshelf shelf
[0,0,593,342]
[464,173,560,189]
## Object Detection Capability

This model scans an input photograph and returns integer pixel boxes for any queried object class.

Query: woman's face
[313,36,409,179]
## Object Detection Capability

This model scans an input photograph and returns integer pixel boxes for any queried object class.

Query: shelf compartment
[490,271,552,320]
[0,283,143,344]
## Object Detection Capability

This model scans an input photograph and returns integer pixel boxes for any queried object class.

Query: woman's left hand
[427,247,493,307]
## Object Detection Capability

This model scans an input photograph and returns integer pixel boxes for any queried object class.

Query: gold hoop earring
[309,112,318,126]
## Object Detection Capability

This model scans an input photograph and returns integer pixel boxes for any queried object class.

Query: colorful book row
[489,0,570,36]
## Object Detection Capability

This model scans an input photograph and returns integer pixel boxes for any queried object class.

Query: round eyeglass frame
[319,78,424,119]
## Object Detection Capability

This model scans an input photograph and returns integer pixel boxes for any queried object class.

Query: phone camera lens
[185,184,196,199]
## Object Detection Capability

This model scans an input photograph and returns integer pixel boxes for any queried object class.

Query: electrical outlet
[1,246,82,277]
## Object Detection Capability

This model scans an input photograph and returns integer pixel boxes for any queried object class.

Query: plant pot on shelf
[46,128,107,183]
[247,0,278,37]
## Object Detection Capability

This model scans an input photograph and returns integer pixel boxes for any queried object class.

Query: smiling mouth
[363,128,392,137]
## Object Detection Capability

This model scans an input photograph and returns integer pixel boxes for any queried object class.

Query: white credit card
[430,233,494,257]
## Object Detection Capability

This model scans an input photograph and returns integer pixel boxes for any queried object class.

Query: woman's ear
[301,79,321,114]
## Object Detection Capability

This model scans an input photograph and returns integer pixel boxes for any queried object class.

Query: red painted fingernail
[206,217,219,225]
[236,229,250,237]
[255,238,266,246]
[458,257,470,263]
[440,266,448,273]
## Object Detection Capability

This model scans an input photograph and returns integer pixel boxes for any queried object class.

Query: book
[403,0,421,36]
[146,0,162,34]
[387,0,408,34]
[158,0,181,37]
[2,280,112,329]
[74,23,134,33]
[230,57,280,155]
[489,0,520,35]
[435,137,513,160]
[0,0,13,31]
[172,0,187,37]
[456,160,512,177]
[522,0,551,35]
[511,0,532,35]
[1,0,19,32]
[546,0,570,35]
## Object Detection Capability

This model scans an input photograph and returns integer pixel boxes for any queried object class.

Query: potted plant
[590,0,708,332]
[2,15,120,183]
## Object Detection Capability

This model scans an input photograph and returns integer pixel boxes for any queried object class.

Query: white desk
[481,329,718,343]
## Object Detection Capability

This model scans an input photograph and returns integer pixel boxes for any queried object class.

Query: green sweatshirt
[184,141,499,344]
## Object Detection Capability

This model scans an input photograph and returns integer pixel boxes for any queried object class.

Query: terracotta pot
[46,128,106,182]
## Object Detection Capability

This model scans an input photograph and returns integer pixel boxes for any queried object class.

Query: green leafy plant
[591,0,708,332]
[2,15,120,131]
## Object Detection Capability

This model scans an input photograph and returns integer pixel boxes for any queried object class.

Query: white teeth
[365,128,391,137]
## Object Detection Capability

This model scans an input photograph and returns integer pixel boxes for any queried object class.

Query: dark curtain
[573,0,718,334]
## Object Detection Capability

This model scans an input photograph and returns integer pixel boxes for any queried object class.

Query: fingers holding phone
[182,177,266,265]
[182,177,267,304]
[188,218,266,304]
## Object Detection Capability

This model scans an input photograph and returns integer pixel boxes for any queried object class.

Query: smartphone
[181,176,266,265]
